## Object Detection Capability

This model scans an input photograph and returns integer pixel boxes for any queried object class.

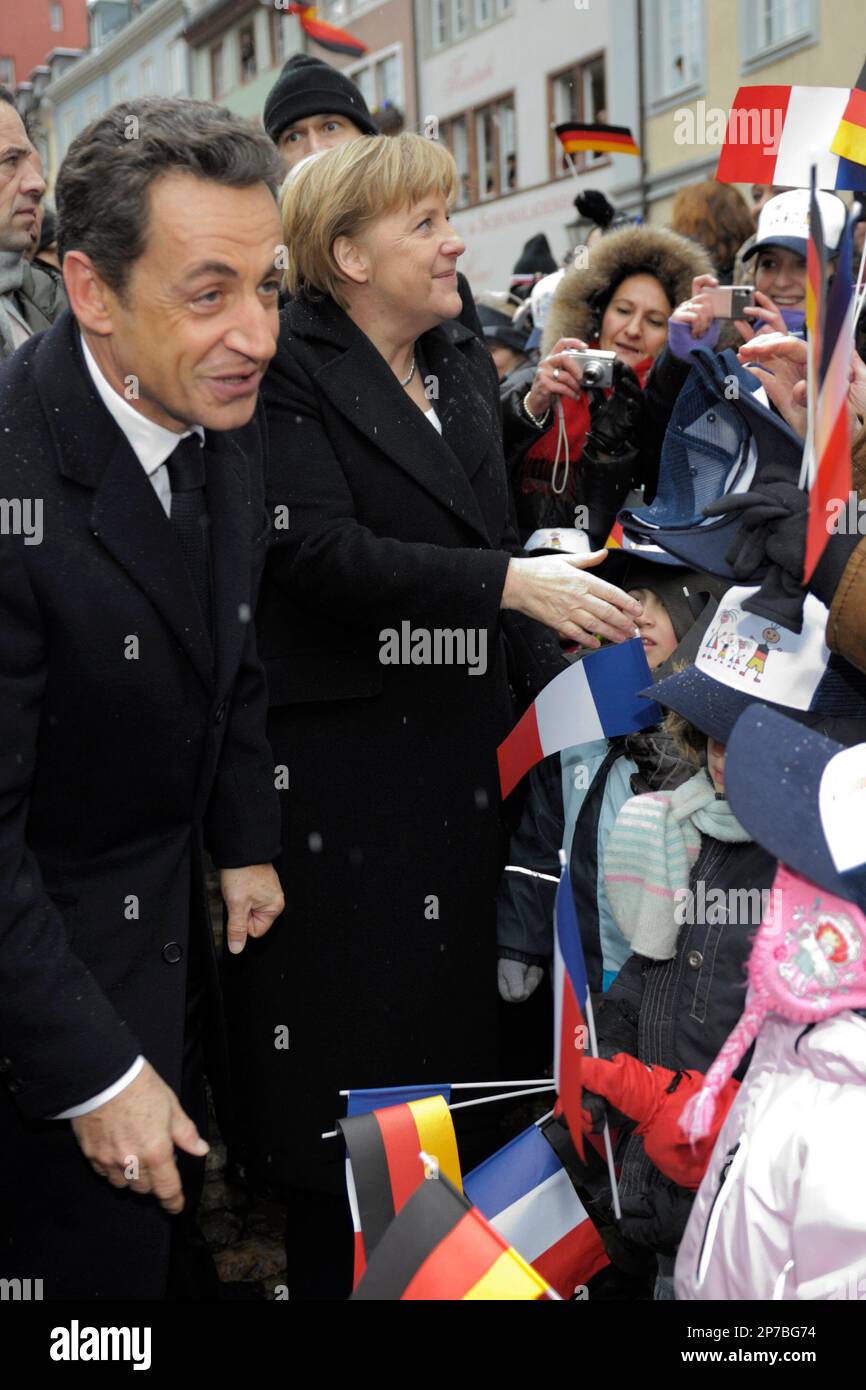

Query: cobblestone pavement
[200,1119,287,1299]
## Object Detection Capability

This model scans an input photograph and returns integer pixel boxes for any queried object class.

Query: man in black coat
[0,98,286,1299]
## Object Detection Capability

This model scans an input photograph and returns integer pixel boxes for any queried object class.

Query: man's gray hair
[56,97,283,298]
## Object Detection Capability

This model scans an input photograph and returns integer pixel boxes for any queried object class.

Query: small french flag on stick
[496,638,661,798]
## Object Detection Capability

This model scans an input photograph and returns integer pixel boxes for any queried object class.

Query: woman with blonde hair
[225,133,644,1298]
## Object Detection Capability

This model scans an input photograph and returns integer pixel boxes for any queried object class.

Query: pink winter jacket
[675,1010,866,1301]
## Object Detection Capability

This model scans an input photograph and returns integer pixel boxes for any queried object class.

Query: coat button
[687,950,703,969]
[162,942,183,964]
[0,1057,11,1074]
[214,701,227,724]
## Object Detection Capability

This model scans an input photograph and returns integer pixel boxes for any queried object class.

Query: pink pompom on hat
[679,703,866,1142]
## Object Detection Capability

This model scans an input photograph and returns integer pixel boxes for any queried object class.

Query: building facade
[317,0,418,136]
[641,0,866,222]
[0,0,88,95]
[40,0,192,193]
[414,0,642,290]
[183,0,301,119]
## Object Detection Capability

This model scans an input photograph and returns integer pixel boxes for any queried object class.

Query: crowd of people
[1,51,865,1304]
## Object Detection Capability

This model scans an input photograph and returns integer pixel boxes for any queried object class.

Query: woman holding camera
[225,134,644,1298]
[501,225,712,547]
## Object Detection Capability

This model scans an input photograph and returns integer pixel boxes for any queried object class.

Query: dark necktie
[166,435,213,643]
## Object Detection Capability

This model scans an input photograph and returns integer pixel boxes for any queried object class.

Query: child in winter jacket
[595,585,866,1291]
[581,708,866,1301]
[496,559,724,1002]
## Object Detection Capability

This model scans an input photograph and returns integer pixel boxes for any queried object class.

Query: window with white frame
[442,115,471,207]
[85,93,99,123]
[432,0,448,49]
[0,57,14,87]
[644,0,703,107]
[50,2,64,32]
[347,45,403,114]
[139,58,155,94]
[475,0,494,25]
[549,55,608,178]
[742,0,815,64]
[113,71,129,102]
[169,39,187,95]
[452,0,468,40]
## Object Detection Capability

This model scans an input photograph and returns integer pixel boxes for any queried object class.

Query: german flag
[554,121,639,157]
[831,59,866,172]
[338,1094,461,1281]
[286,4,367,58]
[352,1173,556,1300]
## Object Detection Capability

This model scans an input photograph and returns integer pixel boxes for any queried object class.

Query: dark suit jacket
[0,312,280,1297]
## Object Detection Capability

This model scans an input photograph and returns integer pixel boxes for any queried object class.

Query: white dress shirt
[53,342,205,1120]
[80,336,204,516]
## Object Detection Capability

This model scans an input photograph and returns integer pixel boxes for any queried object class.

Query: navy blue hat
[726,705,866,908]
[645,584,866,745]
[618,347,804,578]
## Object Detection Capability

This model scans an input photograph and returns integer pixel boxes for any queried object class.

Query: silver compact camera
[560,348,617,389]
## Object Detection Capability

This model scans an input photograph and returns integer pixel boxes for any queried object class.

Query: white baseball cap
[744,188,846,261]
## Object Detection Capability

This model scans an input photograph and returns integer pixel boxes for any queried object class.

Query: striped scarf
[603,768,750,960]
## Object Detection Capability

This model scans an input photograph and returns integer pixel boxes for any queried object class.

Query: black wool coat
[0,313,280,1298]
[224,294,559,1195]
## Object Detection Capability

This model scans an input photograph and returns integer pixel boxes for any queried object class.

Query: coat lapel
[35,313,215,691]
[292,299,493,544]
[89,442,216,692]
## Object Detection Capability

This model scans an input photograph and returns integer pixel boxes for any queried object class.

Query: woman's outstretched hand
[502,549,643,648]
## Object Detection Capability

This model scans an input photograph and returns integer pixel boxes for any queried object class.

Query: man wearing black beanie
[264,53,378,168]
[263,53,483,340]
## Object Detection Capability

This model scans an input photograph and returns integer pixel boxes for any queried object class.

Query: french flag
[804,201,855,580]
[716,85,866,190]
[553,857,590,1161]
[464,1122,609,1298]
[497,638,660,798]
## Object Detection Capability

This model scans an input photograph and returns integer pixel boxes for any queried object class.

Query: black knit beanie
[264,53,379,144]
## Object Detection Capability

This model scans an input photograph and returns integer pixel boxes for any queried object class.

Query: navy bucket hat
[618,347,804,577]
[726,704,866,908]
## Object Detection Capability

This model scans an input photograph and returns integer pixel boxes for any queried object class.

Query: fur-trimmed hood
[541,225,714,356]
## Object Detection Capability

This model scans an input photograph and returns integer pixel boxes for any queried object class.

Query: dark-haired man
[0,90,65,359]
[0,98,285,1298]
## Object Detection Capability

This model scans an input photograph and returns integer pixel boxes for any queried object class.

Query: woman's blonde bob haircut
[280,133,457,308]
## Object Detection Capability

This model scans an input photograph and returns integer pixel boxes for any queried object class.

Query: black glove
[703,478,810,632]
[586,361,647,453]
[586,362,645,456]
[617,1182,694,1256]
[703,478,808,581]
